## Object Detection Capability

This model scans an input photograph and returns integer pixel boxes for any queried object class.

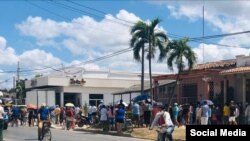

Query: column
[60,92,64,107]
[223,78,227,104]
[242,74,246,108]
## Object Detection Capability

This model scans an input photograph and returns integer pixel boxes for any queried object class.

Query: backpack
[66,109,73,117]
[158,114,165,126]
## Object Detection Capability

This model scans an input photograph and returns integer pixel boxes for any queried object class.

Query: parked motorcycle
[76,115,90,127]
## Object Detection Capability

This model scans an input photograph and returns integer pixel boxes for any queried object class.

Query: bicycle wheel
[42,129,52,141]
[126,122,133,133]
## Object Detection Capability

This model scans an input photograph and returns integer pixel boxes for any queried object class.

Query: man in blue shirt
[201,101,210,125]
[172,103,179,127]
[11,105,20,127]
[132,102,140,128]
[38,103,50,140]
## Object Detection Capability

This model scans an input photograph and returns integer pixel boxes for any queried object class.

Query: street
[3,126,150,141]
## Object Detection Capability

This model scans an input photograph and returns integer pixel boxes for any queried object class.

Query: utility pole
[17,61,20,82]
[202,0,205,63]
[13,77,16,89]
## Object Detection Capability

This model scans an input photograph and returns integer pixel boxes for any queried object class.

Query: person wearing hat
[0,100,5,141]
[37,103,50,140]
[150,104,175,141]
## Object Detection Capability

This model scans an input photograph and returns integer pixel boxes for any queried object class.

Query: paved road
[3,126,151,141]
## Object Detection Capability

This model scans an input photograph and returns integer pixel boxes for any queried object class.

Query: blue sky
[1,0,250,88]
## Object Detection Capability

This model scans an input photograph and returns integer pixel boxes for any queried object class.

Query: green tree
[164,38,197,107]
[130,18,168,103]
[130,21,147,96]
[16,80,26,104]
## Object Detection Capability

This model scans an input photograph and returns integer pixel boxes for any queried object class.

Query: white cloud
[0,36,7,49]
[149,1,250,63]
[193,44,250,63]
[19,49,62,67]
[0,36,18,65]
[16,10,141,55]
[0,36,64,88]
[16,16,66,40]
[15,10,171,73]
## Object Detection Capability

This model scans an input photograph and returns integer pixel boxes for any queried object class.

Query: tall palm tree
[165,38,197,107]
[130,18,168,104]
[130,21,147,96]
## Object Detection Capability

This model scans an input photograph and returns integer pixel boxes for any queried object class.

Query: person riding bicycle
[37,103,50,140]
[150,104,175,141]
[11,105,20,127]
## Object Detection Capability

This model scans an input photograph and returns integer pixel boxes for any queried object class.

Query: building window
[89,94,103,107]
[182,84,197,104]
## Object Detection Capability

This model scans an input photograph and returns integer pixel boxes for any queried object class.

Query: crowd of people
[1,99,250,141]
[168,100,250,126]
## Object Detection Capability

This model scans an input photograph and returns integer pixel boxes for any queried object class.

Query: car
[3,111,9,130]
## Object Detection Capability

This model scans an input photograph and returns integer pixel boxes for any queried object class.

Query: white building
[25,69,152,107]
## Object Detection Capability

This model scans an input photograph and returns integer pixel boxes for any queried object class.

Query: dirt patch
[73,125,186,141]
[131,126,186,141]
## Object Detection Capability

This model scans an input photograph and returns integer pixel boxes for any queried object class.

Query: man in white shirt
[91,105,97,124]
[0,100,5,141]
[100,105,108,131]
[150,105,175,141]
[88,105,93,124]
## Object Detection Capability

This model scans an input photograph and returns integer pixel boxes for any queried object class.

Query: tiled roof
[112,80,175,94]
[193,59,236,70]
[220,66,250,74]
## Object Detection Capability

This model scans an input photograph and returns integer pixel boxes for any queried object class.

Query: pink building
[153,59,236,106]
[154,55,250,108]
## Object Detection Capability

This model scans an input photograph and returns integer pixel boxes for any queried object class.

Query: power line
[48,0,133,27]
[50,0,250,47]
[66,0,136,25]
[28,0,250,48]
[6,0,250,75]
[26,0,126,35]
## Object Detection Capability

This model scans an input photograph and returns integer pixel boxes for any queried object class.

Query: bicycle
[153,125,175,141]
[156,129,169,141]
[40,121,52,141]
[122,118,133,133]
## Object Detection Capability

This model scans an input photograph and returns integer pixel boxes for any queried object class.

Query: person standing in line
[91,105,97,124]
[54,105,61,125]
[143,100,151,127]
[229,101,237,125]
[116,105,125,135]
[107,105,115,131]
[223,103,230,125]
[200,101,210,125]
[28,109,34,127]
[0,100,5,141]
[132,102,140,128]
[245,103,250,125]
[88,105,93,124]
[100,105,108,131]
[172,103,180,127]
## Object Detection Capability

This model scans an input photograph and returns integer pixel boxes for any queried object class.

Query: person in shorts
[116,105,125,134]
[229,101,237,125]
